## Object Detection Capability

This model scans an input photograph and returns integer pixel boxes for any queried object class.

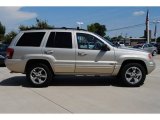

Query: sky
[0,7,160,38]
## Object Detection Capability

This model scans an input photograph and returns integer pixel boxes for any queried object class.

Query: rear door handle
[44,50,54,54]
[78,52,87,56]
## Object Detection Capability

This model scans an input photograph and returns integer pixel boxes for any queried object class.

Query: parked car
[119,42,125,48]
[150,42,160,54]
[0,44,9,65]
[5,28,155,87]
[133,43,157,56]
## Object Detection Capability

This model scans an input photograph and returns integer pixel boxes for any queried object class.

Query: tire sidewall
[26,63,52,87]
[152,50,157,56]
[120,63,146,87]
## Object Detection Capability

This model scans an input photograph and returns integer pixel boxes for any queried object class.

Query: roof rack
[20,27,87,31]
[56,27,87,31]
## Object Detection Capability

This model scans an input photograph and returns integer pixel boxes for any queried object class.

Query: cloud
[133,11,145,16]
[0,7,38,32]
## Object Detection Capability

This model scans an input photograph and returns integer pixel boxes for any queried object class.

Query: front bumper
[147,61,156,74]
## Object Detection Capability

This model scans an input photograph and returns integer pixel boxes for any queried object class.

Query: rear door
[43,31,76,73]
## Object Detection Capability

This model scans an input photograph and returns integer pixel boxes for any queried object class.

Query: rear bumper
[5,59,26,73]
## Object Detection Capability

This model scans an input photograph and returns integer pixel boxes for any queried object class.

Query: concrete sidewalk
[0,56,160,113]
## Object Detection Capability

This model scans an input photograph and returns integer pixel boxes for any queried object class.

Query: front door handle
[44,50,54,54]
[78,52,87,56]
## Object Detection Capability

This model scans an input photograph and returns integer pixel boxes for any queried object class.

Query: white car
[5,28,155,87]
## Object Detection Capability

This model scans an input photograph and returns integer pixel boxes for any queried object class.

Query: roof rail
[58,27,87,31]
[20,27,87,31]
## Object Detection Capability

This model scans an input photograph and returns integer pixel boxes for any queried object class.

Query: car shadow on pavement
[0,76,127,87]
[0,64,5,67]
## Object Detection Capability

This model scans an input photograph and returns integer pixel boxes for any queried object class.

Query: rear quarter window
[16,32,45,47]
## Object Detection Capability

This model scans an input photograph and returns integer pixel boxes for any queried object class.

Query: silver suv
[5,28,155,87]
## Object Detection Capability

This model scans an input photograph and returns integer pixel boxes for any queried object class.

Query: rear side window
[46,32,72,48]
[16,32,45,47]
[46,32,56,47]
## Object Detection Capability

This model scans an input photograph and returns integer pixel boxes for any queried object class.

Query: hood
[115,47,149,54]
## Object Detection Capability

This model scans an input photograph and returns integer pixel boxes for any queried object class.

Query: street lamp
[76,22,84,29]
[152,20,160,43]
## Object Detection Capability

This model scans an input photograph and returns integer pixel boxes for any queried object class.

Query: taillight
[6,48,14,59]
[148,53,152,60]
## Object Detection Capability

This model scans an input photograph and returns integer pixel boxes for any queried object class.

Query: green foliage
[87,23,106,37]
[0,22,6,41]
[3,31,17,44]
[19,18,54,31]
[111,35,124,42]
[104,36,111,42]
[19,25,30,31]
[117,35,124,40]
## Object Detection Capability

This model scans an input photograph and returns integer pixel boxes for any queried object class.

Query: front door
[75,32,115,75]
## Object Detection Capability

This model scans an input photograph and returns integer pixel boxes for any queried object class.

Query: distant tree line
[0,19,108,44]
[0,18,54,44]
[1,18,160,44]
[19,18,54,31]
[0,22,6,42]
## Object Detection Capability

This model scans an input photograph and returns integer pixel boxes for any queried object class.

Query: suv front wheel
[120,63,146,87]
[26,63,53,87]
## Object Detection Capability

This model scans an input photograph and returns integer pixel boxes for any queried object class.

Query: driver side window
[76,33,104,50]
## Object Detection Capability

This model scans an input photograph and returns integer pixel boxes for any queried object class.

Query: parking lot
[0,55,160,113]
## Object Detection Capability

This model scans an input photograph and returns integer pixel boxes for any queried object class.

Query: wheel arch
[118,59,148,75]
[25,59,54,74]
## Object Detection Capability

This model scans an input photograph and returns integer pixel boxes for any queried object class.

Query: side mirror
[101,44,110,51]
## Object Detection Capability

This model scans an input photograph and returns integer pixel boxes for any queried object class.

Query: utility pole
[146,10,150,44]
[153,20,160,43]
[124,33,128,45]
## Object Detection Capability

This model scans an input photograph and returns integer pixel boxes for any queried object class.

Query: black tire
[26,63,53,87]
[120,63,146,87]
[152,50,157,56]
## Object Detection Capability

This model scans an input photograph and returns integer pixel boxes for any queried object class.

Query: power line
[107,22,154,32]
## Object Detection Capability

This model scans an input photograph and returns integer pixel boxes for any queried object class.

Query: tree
[19,18,54,31]
[35,18,54,29]
[3,31,17,44]
[104,36,111,42]
[87,23,106,37]
[19,25,30,31]
[0,22,5,41]
[117,35,124,41]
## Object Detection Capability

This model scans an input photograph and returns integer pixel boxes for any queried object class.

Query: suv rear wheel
[120,63,146,87]
[26,63,53,87]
